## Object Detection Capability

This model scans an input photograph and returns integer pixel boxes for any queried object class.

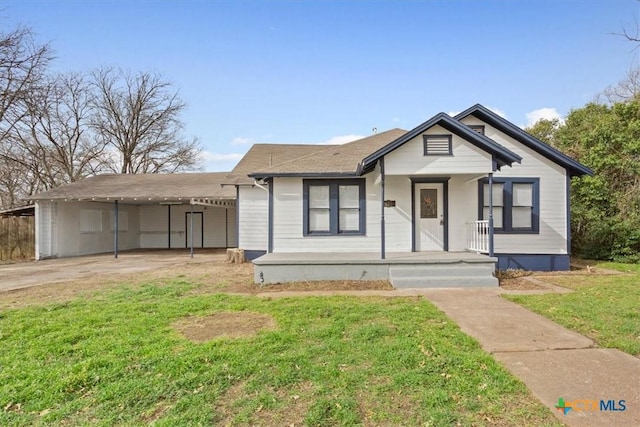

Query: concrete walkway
[252,287,639,425]
[422,288,640,427]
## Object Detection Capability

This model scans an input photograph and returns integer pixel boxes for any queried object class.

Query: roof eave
[361,112,521,171]
[248,172,358,180]
[455,104,593,177]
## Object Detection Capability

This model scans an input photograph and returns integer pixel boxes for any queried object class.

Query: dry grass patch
[0,258,395,311]
[173,312,277,343]
[214,380,315,426]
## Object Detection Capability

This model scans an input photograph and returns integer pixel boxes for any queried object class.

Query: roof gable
[454,104,593,176]
[359,113,522,174]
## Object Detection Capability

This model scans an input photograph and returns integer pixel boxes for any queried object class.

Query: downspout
[114,200,119,259]
[380,158,386,260]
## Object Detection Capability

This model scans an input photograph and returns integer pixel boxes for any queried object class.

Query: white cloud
[447,111,460,117]
[391,117,401,123]
[322,134,366,145]
[200,151,244,162]
[199,151,245,172]
[231,137,256,146]
[487,106,507,118]
[525,107,562,127]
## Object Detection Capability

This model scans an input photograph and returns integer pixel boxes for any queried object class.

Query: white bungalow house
[231,104,592,287]
[29,104,592,288]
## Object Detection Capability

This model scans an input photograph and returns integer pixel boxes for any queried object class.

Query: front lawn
[505,262,640,357]
[0,280,558,425]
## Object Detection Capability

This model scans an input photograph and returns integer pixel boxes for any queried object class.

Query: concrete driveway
[0,250,224,292]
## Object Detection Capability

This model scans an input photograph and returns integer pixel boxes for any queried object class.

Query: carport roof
[30,173,235,202]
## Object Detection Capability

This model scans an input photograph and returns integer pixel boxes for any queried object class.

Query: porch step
[389,264,498,288]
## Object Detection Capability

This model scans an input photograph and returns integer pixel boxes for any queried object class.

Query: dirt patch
[499,277,548,291]
[214,380,315,426]
[173,312,277,343]
[496,269,547,290]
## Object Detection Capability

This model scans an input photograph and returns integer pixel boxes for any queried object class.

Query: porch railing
[466,220,489,254]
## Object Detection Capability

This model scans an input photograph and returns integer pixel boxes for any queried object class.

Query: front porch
[253,251,498,288]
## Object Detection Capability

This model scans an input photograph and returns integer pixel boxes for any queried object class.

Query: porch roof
[358,112,522,174]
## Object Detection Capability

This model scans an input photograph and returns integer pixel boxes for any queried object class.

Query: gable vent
[423,134,452,156]
[469,125,485,135]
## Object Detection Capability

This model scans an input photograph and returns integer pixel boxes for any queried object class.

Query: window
[468,125,485,135]
[478,178,539,233]
[423,134,452,155]
[303,179,366,235]
[80,209,103,233]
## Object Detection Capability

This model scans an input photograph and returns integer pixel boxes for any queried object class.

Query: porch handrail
[466,220,489,254]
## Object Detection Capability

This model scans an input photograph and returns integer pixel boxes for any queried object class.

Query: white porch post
[488,173,494,257]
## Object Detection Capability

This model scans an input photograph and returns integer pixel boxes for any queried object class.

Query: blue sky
[3,0,639,171]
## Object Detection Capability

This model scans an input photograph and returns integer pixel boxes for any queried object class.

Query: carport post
[190,203,194,258]
[167,205,171,249]
[114,200,119,259]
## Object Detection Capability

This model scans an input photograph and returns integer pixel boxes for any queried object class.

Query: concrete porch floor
[253,251,498,287]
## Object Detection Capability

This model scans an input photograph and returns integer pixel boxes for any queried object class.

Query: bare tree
[0,26,52,145]
[0,26,52,208]
[90,68,201,174]
[601,67,640,103]
[12,72,107,189]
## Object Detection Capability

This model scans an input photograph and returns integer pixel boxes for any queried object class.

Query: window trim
[303,179,366,236]
[478,177,540,234]
[423,134,453,156]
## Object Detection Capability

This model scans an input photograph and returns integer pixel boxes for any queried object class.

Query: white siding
[384,125,493,175]
[139,204,236,248]
[139,205,171,248]
[384,176,412,252]
[35,201,57,259]
[238,186,268,251]
[461,116,568,254]
[52,201,140,257]
[272,173,382,253]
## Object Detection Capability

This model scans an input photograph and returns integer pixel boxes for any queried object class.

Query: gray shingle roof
[227,144,332,184]
[248,129,407,179]
[31,173,235,201]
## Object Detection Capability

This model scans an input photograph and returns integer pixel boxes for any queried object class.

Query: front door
[414,183,444,251]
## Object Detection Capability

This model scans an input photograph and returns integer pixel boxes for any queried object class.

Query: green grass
[0,281,558,426]
[506,262,640,357]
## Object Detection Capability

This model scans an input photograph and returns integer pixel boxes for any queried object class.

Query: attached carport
[30,173,237,260]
